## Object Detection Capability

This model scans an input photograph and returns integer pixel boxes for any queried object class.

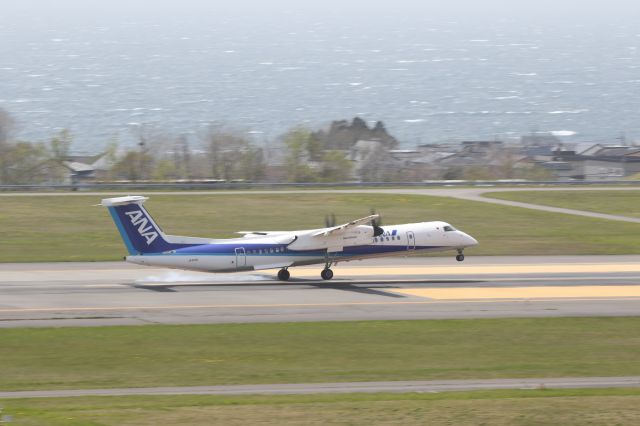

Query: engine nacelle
[288,225,374,252]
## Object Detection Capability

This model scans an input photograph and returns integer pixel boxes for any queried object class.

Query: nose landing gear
[456,249,465,262]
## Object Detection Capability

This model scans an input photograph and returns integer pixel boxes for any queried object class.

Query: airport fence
[1,180,640,192]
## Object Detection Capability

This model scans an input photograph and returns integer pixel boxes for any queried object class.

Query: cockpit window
[443,225,456,232]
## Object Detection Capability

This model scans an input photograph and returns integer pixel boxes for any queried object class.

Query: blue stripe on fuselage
[169,243,443,257]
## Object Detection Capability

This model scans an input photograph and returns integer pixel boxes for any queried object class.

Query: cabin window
[443,225,456,232]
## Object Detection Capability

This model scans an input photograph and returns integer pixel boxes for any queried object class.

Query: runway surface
[2,376,640,399]
[1,255,640,328]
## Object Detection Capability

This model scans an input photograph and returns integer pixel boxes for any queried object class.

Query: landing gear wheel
[277,268,290,281]
[456,254,465,262]
[321,268,334,280]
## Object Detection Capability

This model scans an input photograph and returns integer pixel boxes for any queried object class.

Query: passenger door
[235,247,247,269]
[406,231,416,250]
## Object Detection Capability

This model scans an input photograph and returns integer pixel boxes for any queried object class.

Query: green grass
[2,318,640,391]
[485,189,640,218]
[1,193,640,262]
[3,389,640,425]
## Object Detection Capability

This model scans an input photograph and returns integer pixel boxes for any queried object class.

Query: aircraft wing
[312,214,379,237]
[236,231,292,237]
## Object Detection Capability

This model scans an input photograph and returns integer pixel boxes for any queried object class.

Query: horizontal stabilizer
[101,196,149,207]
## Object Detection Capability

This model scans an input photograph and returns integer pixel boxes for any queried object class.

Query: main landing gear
[456,249,465,262]
[321,268,334,280]
[320,257,335,280]
[277,268,290,281]
[277,261,336,282]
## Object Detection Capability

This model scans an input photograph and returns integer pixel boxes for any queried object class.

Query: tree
[152,159,178,181]
[110,150,155,181]
[128,125,159,180]
[202,125,265,181]
[357,143,399,182]
[3,141,49,184]
[320,150,353,182]
[237,146,265,182]
[0,108,16,184]
[47,129,73,183]
[48,129,71,163]
[282,127,319,182]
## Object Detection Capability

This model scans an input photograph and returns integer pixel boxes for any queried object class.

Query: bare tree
[2,141,49,184]
[127,125,161,180]
[0,108,16,184]
[202,125,264,181]
[111,150,155,181]
[47,129,73,183]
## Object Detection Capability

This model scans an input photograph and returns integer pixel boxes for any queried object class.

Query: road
[2,255,640,328]
[2,376,640,399]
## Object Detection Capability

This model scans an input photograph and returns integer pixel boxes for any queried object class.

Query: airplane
[101,195,478,281]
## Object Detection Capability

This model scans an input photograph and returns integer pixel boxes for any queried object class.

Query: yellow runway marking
[393,285,640,300]
[288,264,640,277]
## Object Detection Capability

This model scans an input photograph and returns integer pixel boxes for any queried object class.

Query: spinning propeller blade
[370,208,384,236]
[324,213,336,228]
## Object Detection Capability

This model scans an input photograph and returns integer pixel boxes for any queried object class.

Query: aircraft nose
[460,232,478,246]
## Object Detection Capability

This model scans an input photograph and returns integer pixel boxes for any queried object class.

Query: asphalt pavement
[1,255,639,327]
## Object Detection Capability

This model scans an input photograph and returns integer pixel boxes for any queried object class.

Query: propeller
[325,213,336,228]
[370,208,384,237]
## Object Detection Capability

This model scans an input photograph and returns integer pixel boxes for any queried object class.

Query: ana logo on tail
[124,210,159,245]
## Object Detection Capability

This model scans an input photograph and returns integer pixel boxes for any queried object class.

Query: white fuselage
[125,221,477,273]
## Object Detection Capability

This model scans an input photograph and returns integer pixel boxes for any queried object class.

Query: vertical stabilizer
[101,196,175,254]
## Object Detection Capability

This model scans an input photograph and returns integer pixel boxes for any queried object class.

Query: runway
[1,255,640,328]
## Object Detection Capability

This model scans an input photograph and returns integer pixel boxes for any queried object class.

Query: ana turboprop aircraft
[101,195,478,281]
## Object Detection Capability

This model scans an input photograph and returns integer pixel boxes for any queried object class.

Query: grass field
[3,389,640,425]
[2,318,640,391]
[484,189,640,218]
[1,192,639,262]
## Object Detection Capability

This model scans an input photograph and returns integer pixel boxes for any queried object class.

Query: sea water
[1,9,639,151]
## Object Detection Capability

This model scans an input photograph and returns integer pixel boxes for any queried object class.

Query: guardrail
[1,180,639,192]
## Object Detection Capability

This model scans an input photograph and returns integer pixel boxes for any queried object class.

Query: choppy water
[1,13,639,151]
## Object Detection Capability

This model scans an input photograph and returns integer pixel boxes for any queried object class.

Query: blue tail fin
[101,196,178,254]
